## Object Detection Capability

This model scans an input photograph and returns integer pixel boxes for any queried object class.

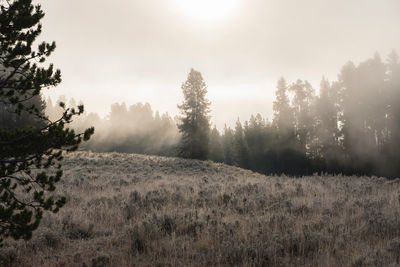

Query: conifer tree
[273,78,295,143]
[244,114,270,172]
[209,125,224,163]
[385,50,400,176]
[386,50,400,146]
[177,69,211,160]
[222,125,234,165]
[0,93,45,129]
[289,79,315,152]
[313,78,340,160]
[0,0,94,244]
[338,55,386,170]
[232,119,250,168]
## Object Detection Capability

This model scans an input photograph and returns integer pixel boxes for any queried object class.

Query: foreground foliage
[2,152,400,266]
[0,0,93,244]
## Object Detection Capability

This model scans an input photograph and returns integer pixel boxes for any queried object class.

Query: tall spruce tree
[232,119,250,168]
[338,55,386,174]
[385,50,400,176]
[313,78,341,162]
[244,114,269,172]
[222,125,234,165]
[209,125,224,163]
[0,0,94,244]
[177,69,211,160]
[273,77,295,144]
[289,79,315,152]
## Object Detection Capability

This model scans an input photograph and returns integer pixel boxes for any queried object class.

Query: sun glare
[174,0,239,22]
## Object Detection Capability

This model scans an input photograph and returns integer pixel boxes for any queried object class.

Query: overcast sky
[38,0,400,129]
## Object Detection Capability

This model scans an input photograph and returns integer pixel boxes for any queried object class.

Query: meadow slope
[2,152,400,266]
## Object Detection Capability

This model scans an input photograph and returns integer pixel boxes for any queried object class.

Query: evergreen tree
[232,119,250,168]
[209,125,224,163]
[221,125,234,165]
[273,77,295,144]
[338,54,386,174]
[386,50,400,145]
[0,0,94,244]
[244,114,269,172]
[0,93,46,129]
[383,50,400,176]
[289,79,315,152]
[313,78,341,165]
[177,69,211,160]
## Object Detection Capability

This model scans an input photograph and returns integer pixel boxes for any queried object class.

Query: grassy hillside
[1,152,400,266]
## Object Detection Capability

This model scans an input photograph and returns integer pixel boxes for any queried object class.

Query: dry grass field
[1,151,400,266]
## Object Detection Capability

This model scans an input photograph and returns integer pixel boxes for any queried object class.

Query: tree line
[179,54,400,178]
[45,98,179,156]
[5,52,400,178]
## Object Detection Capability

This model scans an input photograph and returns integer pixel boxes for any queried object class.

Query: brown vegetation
[2,152,400,266]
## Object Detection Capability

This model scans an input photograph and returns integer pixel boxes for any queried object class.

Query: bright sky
[38,0,400,129]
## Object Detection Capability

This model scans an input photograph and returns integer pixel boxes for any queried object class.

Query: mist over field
[45,99,180,156]
[1,0,400,266]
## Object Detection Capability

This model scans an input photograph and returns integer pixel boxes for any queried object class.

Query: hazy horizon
[38,0,400,129]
